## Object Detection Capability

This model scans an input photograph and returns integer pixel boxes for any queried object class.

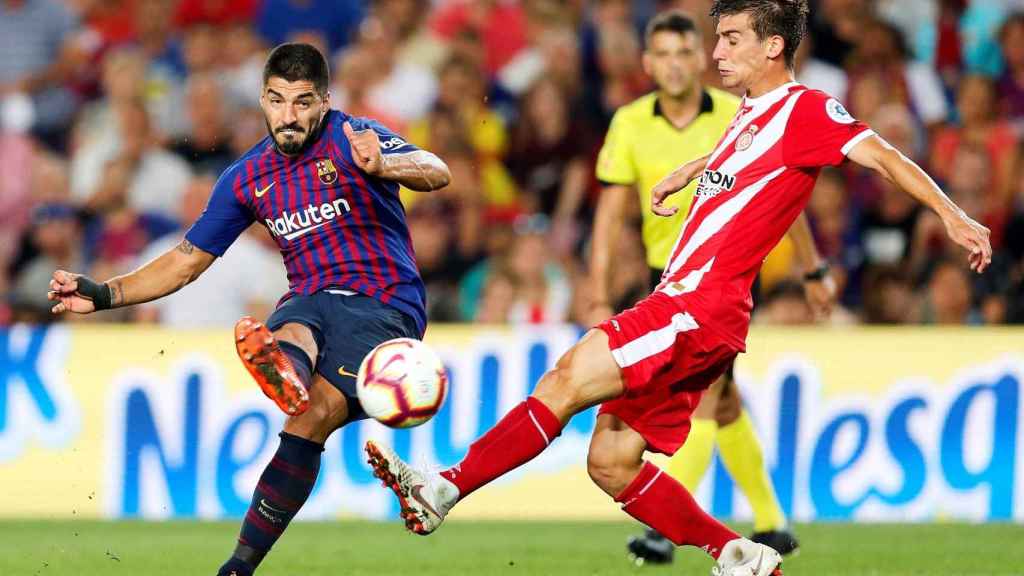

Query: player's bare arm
[47,239,216,314]
[343,121,451,191]
[846,134,992,273]
[651,154,710,216]
[786,212,836,317]
[588,184,634,321]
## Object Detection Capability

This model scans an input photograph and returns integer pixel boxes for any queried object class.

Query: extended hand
[803,275,836,320]
[47,270,96,314]
[343,121,384,176]
[651,163,701,217]
[944,211,992,273]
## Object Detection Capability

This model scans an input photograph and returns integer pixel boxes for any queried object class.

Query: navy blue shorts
[266,290,421,423]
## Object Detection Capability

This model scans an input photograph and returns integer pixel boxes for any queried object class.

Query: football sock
[220,432,323,573]
[666,417,717,492]
[217,557,254,576]
[717,410,786,532]
[441,396,562,500]
[616,461,739,559]
[278,340,313,389]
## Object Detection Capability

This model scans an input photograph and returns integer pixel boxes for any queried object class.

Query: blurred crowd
[2,0,1023,328]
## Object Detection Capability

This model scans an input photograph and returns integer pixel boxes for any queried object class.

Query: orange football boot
[234,316,309,415]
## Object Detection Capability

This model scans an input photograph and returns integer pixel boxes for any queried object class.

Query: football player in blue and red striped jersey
[47,43,450,575]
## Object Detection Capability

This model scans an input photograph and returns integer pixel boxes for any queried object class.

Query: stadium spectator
[506,76,592,253]
[0,0,80,147]
[431,0,529,78]
[133,175,287,327]
[169,74,235,175]
[71,97,192,219]
[861,266,917,324]
[845,18,949,129]
[753,281,814,325]
[997,13,1024,133]
[256,0,365,55]
[505,215,572,324]
[931,75,1020,225]
[794,35,848,104]
[920,259,976,324]
[331,45,406,132]
[347,17,438,123]
[374,0,450,72]
[9,203,85,323]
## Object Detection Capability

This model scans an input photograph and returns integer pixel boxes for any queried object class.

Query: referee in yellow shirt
[589,10,834,564]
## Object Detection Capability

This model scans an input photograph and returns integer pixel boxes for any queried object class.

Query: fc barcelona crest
[316,158,338,184]
[736,124,759,152]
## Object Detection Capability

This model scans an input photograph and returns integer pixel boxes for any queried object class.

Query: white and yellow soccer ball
[356,338,448,428]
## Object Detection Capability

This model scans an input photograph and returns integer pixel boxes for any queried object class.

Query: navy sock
[221,432,324,572]
[277,340,313,389]
[217,556,254,576]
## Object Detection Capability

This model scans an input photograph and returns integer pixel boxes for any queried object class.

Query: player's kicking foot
[626,528,675,566]
[365,440,458,535]
[712,538,782,576]
[234,316,309,416]
[750,529,799,557]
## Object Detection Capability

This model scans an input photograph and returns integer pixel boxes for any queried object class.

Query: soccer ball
[356,338,448,428]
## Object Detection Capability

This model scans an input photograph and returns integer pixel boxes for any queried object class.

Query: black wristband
[803,263,830,282]
[76,275,113,310]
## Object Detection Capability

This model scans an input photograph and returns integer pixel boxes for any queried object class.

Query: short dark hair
[645,10,700,45]
[262,43,329,96]
[710,0,809,68]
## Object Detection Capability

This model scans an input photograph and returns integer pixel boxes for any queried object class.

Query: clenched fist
[343,121,384,176]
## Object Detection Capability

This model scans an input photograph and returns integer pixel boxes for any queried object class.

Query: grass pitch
[1,520,1021,575]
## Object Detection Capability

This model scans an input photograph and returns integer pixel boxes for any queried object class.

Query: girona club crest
[735,124,759,152]
[316,158,339,185]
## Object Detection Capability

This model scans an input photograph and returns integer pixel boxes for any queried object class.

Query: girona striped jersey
[185,110,427,335]
[657,82,874,350]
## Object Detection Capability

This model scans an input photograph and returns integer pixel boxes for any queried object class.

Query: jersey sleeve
[784,90,875,168]
[347,116,422,156]
[184,169,254,257]
[595,110,636,186]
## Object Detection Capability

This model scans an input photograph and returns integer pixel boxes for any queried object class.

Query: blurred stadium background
[1,0,1023,574]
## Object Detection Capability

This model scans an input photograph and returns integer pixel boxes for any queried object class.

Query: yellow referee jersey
[596,88,740,269]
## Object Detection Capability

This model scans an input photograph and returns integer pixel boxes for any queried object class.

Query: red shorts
[597,291,738,455]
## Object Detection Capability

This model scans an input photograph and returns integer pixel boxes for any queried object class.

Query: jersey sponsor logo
[825,98,855,125]
[316,158,339,185]
[695,169,736,199]
[337,365,358,379]
[253,182,275,198]
[379,136,410,151]
[264,198,351,241]
[735,124,759,151]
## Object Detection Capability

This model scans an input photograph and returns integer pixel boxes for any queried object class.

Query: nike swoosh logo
[752,549,765,575]
[282,221,328,240]
[260,498,287,515]
[410,485,441,519]
[254,182,275,198]
[338,366,358,379]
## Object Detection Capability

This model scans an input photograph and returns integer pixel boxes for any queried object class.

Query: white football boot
[365,440,459,535]
[711,538,783,576]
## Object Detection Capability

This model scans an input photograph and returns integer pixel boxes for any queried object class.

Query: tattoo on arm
[177,239,195,255]
[109,279,125,308]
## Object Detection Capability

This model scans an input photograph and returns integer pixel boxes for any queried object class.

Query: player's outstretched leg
[627,377,724,565]
[588,414,781,576]
[366,329,625,534]
[713,369,798,556]
[235,317,310,416]
[217,376,348,575]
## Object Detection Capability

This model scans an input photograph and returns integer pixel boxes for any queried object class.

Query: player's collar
[652,89,714,119]
[743,81,800,107]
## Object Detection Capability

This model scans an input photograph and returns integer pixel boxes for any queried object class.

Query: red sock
[441,396,562,500]
[615,461,739,559]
